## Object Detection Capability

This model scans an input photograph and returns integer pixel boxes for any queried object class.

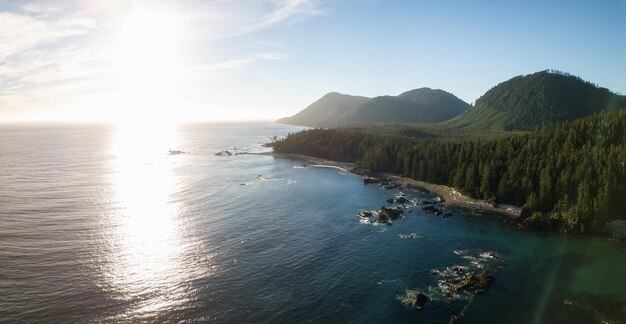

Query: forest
[273,110,626,231]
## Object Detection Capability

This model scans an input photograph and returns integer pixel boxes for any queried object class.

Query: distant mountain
[277,88,469,128]
[445,70,626,131]
[277,92,369,128]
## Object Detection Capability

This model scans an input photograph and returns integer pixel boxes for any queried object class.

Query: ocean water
[0,123,624,323]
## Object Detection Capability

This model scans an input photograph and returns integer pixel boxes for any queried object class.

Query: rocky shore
[261,152,521,219]
[261,151,625,239]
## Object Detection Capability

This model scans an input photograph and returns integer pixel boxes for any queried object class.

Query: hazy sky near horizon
[0,0,625,123]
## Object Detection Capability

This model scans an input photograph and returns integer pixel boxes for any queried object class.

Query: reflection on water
[98,124,203,319]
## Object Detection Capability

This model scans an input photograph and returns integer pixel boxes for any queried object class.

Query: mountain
[277,88,469,128]
[337,88,469,125]
[277,92,369,128]
[445,70,626,131]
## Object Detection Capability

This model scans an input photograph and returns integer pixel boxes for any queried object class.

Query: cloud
[21,2,63,15]
[185,0,324,39]
[0,0,324,121]
[235,0,324,35]
[0,12,94,61]
[189,52,289,73]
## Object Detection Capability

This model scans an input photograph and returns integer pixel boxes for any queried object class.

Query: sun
[110,4,186,128]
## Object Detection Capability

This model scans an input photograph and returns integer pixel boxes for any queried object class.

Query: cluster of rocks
[359,206,405,225]
[439,272,496,295]
[421,202,452,218]
[378,207,403,223]
[214,150,234,156]
[402,251,500,315]
[215,149,247,157]
[362,176,402,190]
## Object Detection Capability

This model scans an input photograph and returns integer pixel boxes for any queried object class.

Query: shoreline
[259,151,625,239]
[391,176,522,219]
[260,151,521,219]
[253,151,354,173]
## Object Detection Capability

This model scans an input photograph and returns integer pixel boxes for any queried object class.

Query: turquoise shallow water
[0,123,624,323]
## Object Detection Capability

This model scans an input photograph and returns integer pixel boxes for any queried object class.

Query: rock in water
[442,272,496,295]
[358,211,373,218]
[168,149,188,155]
[396,197,408,204]
[422,205,443,215]
[409,292,430,308]
[214,150,233,156]
[379,207,402,220]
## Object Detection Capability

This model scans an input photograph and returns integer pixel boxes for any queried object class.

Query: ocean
[0,123,624,323]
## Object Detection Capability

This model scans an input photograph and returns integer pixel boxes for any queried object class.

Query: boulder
[363,177,380,185]
[379,207,402,220]
[422,206,443,215]
[409,292,430,308]
[386,198,394,204]
[396,197,408,204]
[358,211,373,218]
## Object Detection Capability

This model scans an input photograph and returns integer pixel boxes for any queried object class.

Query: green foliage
[278,88,469,128]
[277,92,369,128]
[445,70,626,132]
[274,110,626,230]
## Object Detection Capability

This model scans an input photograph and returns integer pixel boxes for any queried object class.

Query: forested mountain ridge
[276,92,369,128]
[273,110,626,232]
[277,88,469,128]
[445,70,626,131]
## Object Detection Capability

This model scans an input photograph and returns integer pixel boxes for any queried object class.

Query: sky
[0,0,625,123]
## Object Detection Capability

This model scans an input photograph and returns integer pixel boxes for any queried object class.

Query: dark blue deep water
[0,123,625,323]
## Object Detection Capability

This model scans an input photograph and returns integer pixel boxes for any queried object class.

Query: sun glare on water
[94,6,212,316]
[100,106,212,317]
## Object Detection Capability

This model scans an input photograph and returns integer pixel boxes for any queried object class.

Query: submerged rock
[386,198,394,204]
[479,252,500,259]
[396,197,408,204]
[399,232,420,239]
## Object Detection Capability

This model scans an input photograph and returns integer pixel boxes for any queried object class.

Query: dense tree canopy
[274,110,626,230]
[445,70,626,131]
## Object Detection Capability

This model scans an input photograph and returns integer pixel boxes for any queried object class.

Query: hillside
[274,109,626,232]
[445,70,626,131]
[276,92,369,128]
[277,88,469,128]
